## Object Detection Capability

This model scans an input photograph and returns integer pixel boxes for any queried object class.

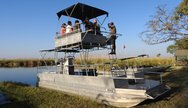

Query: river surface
[0,67,39,86]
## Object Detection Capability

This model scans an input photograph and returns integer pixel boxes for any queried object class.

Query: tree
[140,0,188,45]
[176,0,188,15]
[156,53,161,57]
[167,38,188,54]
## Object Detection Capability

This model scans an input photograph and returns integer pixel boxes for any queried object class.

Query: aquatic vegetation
[0,59,54,67]
[0,58,175,68]
[75,57,175,70]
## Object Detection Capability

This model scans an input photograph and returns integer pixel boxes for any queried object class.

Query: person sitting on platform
[83,17,93,33]
[61,23,66,35]
[93,18,101,35]
[108,22,117,54]
[73,20,81,32]
[66,21,73,34]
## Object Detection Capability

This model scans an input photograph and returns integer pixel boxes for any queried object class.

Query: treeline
[0,59,55,67]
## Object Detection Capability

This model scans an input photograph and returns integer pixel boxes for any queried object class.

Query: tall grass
[73,57,175,71]
[75,57,175,68]
[0,57,175,68]
[118,57,175,68]
[0,59,54,67]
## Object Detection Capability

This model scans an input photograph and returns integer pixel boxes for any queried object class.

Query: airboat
[37,3,170,107]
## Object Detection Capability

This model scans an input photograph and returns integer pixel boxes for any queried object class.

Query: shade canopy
[57,3,108,21]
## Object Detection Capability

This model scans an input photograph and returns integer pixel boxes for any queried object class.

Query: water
[0,67,38,86]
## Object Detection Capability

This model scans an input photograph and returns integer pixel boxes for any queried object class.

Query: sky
[0,0,182,59]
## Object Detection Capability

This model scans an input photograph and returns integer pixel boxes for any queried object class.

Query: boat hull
[38,72,150,107]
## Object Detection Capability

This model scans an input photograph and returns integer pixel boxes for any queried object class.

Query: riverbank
[136,66,188,108]
[0,82,111,108]
[0,66,187,108]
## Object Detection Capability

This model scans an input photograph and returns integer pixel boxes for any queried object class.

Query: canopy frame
[57,2,108,21]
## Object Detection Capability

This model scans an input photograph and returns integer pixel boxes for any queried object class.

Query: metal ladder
[108,46,118,76]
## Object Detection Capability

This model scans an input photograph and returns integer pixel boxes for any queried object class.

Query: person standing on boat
[66,21,73,34]
[108,22,117,54]
[73,20,81,32]
[61,23,66,35]
[93,19,101,35]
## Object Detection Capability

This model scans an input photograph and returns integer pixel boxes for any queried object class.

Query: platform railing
[55,29,82,39]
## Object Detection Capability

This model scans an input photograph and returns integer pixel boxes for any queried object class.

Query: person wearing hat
[108,22,117,54]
